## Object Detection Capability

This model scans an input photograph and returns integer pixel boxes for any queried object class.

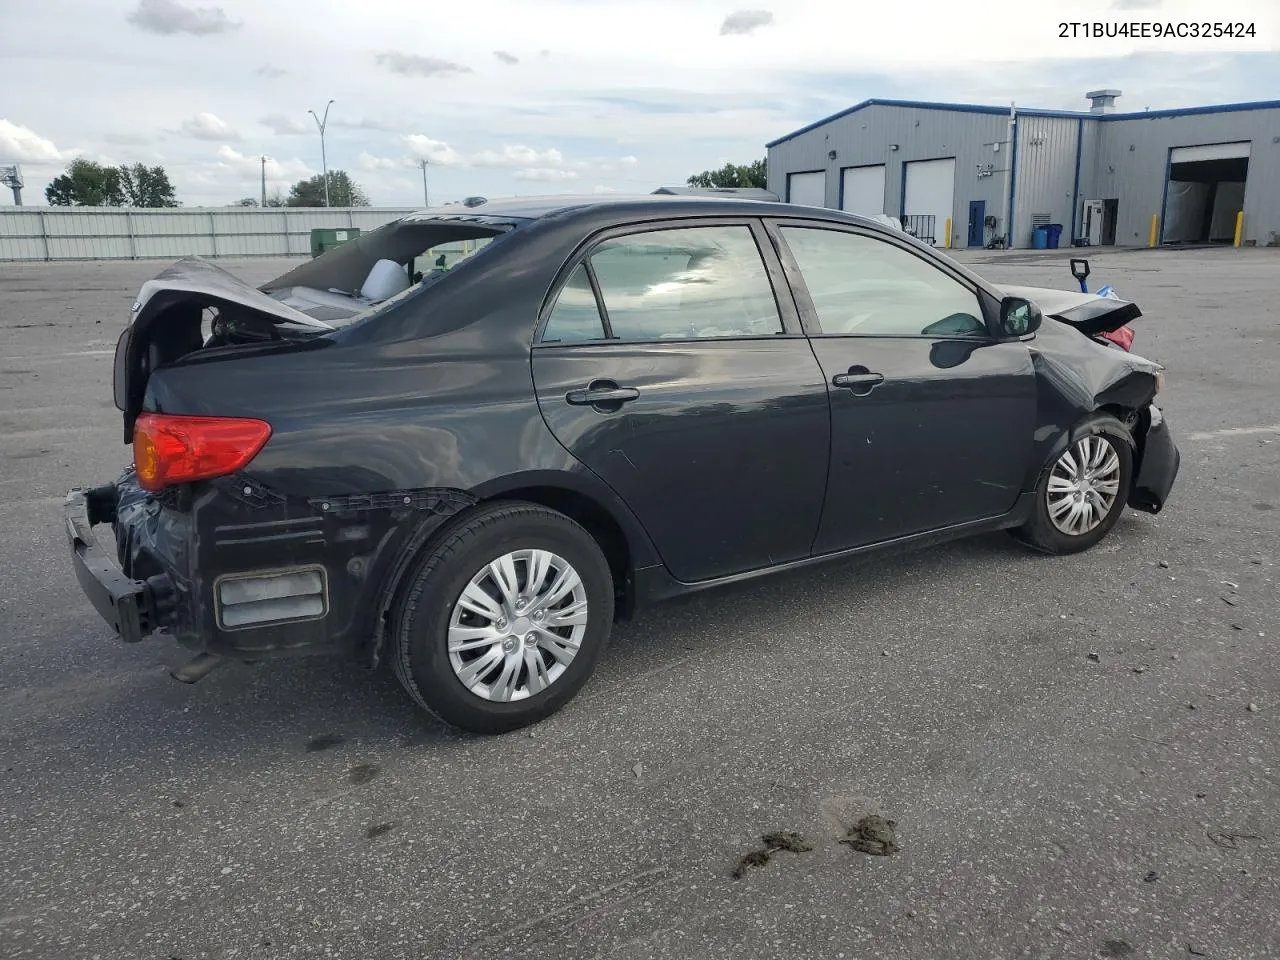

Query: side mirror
[1000,296,1042,338]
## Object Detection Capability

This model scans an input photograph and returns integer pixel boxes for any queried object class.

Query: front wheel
[1012,414,1134,555]
[391,502,615,734]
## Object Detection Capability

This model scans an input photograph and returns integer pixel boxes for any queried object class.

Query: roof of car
[400,193,861,225]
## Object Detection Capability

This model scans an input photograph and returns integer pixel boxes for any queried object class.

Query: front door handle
[831,367,885,394]
[565,381,640,410]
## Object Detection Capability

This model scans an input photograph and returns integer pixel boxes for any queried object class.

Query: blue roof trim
[1109,99,1280,120]
[766,97,1280,148]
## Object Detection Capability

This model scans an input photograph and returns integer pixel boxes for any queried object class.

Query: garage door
[903,157,956,246]
[840,165,885,217]
[787,171,826,207]
[1170,141,1251,163]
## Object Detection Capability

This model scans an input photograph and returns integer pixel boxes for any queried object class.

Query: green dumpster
[309,227,361,258]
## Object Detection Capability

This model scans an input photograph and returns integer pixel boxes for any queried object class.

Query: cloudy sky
[2,0,1277,207]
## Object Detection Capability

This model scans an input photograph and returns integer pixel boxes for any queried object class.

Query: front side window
[779,227,988,338]
[541,224,784,344]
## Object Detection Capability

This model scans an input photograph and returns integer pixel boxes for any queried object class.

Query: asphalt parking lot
[1,245,1278,960]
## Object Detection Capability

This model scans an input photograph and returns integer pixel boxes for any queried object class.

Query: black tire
[390,501,615,734]
[1011,413,1135,556]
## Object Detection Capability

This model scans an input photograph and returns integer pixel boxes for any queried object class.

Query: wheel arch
[366,471,658,667]
[1031,406,1138,494]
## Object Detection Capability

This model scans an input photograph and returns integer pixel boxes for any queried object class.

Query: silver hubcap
[447,549,588,702]
[1047,435,1122,536]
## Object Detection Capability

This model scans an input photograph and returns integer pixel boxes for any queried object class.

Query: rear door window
[540,224,784,344]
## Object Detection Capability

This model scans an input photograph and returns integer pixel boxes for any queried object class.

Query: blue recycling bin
[1046,223,1063,249]
[1031,226,1049,249]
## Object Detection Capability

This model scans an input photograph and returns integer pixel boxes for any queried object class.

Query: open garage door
[840,165,885,217]
[787,171,826,208]
[903,158,955,246]
[1162,141,1250,245]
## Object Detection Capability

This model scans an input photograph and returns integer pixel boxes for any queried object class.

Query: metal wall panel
[1012,116,1080,247]
[0,236,46,259]
[134,234,216,259]
[767,104,1012,248]
[0,211,44,237]
[0,206,416,261]
[47,236,132,259]
[1084,107,1280,246]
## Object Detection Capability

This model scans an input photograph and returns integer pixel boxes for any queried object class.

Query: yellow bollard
[1233,211,1244,247]
[1148,214,1158,248]
[944,217,952,248]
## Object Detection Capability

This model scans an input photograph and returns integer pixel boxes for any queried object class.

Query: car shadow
[11,513,1162,791]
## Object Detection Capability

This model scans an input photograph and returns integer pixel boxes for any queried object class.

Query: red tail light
[133,413,272,492]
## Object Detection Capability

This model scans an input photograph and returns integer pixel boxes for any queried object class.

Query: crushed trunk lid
[113,257,335,443]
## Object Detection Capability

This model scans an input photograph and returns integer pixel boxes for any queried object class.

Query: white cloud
[375,52,472,78]
[261,114,309,135]
[180,112,240,141]
[514,167,580,182]
[103,132,154,146]
[471,145,565,169]
[331,117,404,133]
[720,10,774,36]
[358,151,413,171]
[214,145,312,182]
[403,135,467,167]
[0,119,69,163]
[126,0,241,36]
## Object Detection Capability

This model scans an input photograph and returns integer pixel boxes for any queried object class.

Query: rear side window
[542,264,607,343]
[540,224,784,344]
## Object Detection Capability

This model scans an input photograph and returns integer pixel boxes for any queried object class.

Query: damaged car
[65,195,1180,734]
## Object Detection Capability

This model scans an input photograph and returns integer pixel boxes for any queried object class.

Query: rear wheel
[1012,414,1134,555]
[391,501,614,734]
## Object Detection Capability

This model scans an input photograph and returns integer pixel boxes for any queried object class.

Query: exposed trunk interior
[113,215,516,442]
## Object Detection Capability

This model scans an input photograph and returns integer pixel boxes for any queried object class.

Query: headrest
[360,258,411,302]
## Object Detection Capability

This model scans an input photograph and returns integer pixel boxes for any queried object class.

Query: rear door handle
[565,382,640,408]
[831,371,884,391]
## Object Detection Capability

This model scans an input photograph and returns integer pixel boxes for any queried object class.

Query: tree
[44,158,179,207]
[231,197,259,207]
[263,188,286,207]
[686,158,767,190]
[45,158,123,206]
[119,163,178,207]
[285,170,370,207]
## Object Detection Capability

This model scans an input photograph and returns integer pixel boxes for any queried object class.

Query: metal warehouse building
[766,91,1280,250]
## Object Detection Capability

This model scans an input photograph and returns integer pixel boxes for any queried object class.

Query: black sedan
[65,195,1180,733]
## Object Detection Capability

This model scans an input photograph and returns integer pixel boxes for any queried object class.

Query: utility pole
[259,155,267,206]
[419,159,429,207]
[307,99,335,207]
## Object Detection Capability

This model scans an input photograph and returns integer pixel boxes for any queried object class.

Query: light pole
[419,158,429,207]
[259,154,271,206]
[307,99,335,207]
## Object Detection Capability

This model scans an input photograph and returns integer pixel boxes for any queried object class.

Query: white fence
[0,206,418,262]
